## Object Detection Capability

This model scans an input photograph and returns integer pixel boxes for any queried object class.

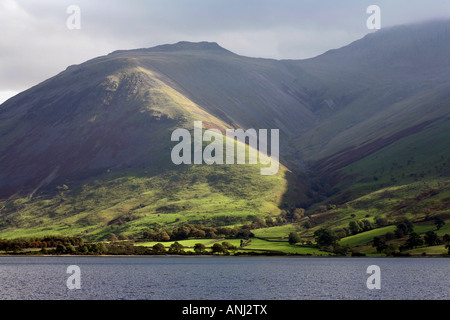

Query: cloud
[0,90,20,105]
[1,0,450,98]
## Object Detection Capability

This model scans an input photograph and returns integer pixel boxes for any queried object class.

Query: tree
[77,244,89,254]
[314,228,338,247]
[288,232,301,245]
[193,229,206,238]
[169,241,184,254]
[276,216,286,225]
[302,221,312,229]
[107,233,118,242]
[375,217,388,227]
[403,219,414,234]
[372,236,388,253]
[434,216,445,230]
[94,243,107,255]
[66,244,76,254]
[349,220,364,235]
[424,231,439,246]
[335,228,348,239]
[118,234,129,241]
[55,244,67,254]
[443,234,450,245]
[332,244,350,256]
[211,243,225,254]
[361,219,374,231]
[394,227,405,239]
[405,232,423,249]
[292,208,305,222]
[396,219,414,237]
[152,243,166,255]
[384,232,395,241]
[172,226,190,240]
[384,243,398,256]
[157,231,171,242]
[221,241,235,251]
[265,216,274,227]
[194,243,206,254]
[251,216,266,229]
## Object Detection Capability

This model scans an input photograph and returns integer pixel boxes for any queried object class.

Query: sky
[1,0,450,104]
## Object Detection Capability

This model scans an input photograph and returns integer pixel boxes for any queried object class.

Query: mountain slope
[0,43,301,239]
[0,20,450,241]
[285,20,450,199]
[0,60,230,199]
[109,41,318,135]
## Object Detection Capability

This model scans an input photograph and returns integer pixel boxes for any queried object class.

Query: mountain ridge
[110,41,235,55]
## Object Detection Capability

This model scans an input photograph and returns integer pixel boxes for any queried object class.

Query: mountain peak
[309,18,450,76]
[110,41,234,55]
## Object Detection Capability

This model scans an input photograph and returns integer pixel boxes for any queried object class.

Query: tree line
[137,209,308,243]
[139,223,255,242]
[0,236,83,252]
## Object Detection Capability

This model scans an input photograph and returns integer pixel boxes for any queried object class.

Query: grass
[136,238,218,248]
[335,118,450,201]
[307,178,450,232]
[339,225,397,246]
[242,238,330,255]
[413,221,450,236]
[135,237,330,255]
[0,162,287,241]
[406,245,448,255]
[251,225,298,240]
[338,221,450,248]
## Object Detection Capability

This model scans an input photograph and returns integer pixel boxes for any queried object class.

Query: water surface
[0,256,448,300]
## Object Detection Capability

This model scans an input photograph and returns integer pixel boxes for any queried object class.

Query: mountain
[0,20,449,243]
[285,20,450,200]
[0,41,308,239]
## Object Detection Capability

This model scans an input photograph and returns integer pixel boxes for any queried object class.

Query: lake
[0,256,448,300]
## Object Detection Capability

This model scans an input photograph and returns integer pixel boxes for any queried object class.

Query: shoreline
[0,253,447,258]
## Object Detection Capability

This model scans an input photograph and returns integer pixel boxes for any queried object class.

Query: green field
[339,226,397,246]
[251,225,298,240]
[242,238,330,255]
[134,237,330,255]
[406,245,448,255]
[136,238,220,248]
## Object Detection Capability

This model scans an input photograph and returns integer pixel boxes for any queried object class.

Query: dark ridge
[109,41,235,55]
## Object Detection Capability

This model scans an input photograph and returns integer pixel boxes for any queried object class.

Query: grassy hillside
[0,159,287,240]
[333,117,450,201]
[298,178,449,255]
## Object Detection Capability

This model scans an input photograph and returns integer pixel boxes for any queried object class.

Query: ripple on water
[0,257,448,300]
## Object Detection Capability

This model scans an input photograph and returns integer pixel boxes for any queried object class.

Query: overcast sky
[1,0,450,103]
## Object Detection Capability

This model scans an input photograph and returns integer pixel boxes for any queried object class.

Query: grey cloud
[1,0,450,100]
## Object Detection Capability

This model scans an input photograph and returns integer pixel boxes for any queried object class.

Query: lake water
[0,256,448,300]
